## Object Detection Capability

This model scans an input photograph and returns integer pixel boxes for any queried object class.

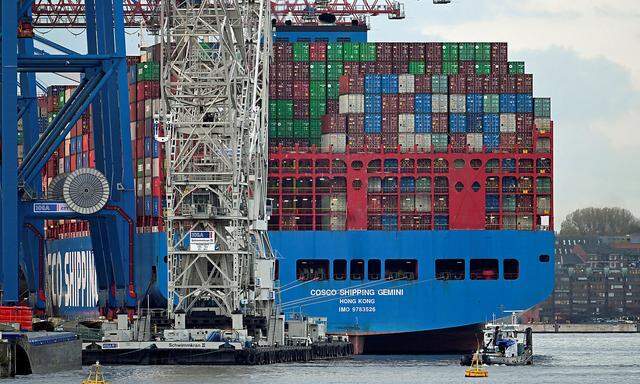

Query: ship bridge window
[435,259,465,280]
[453,159,465,169]
[470,259,499,280]
[470,159,482,170]
[274,259,280,281]
[350,259,365,280]
[504,259,519,280]
[368,259,381,280]
[385,259,418,280]
[333,259,347,280]
[351,160,363,170]
[297,259,329,281]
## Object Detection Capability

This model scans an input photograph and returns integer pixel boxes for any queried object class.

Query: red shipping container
[381,114,398,133]
[516,113,534,132]
[346,114,365,134]
[136,101,145,120]
[414,74,432,93]
[375,61,393,74]
[361,62,377,74]
[338,75,364,94]
[381,94,398,114]
[277,62,293,81]
[516,74,533,94]
[492,62,508,75]
[365,134,381,151]
[70,154,77,172]
[500,75,517,93]
[274,43,293,62]
[342,62,361,78]
[129,102,137,121]
[268,81,278,99]
[490,42,508,62]
[128,84,137,102]
[431,113,448,133]
[392,43,409,62]
[409,43,426,61]
[293,62,309,81]
[516,132,533,149]
[82,135,89,151]
[392,62,409,74]
[321,114,346,134]
[382,133,398,149]
[82,117,90,134]
[137,121,145,138]
[152,177,163,196]
[425,61,442,75]
[347,133,365,150]
[426,43,442,61]
[309,42,327,61]
[483,75,500,94]
[398,94,415,113]
[466,75,483,94]
[326,99,339,114]
[459,61,475,76]
[450,133,467,148]
[293,100,309,119]
[136,138,144,158]
[449,75,467,94]
[136,81,160,101]
[376,43,393,62]
[277,82,293,99]
[500,132,517,148]
[88,132,94,150]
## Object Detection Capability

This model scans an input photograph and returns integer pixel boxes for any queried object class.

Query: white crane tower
[159,0,274,327]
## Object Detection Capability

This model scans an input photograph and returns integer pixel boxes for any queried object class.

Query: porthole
[455,182,464,192]
[470,159,482,170]
[539,254,550,263]
[453,159,465,169]
[351,161,363,170]
[352,179,362,190]
[471,181,481,192]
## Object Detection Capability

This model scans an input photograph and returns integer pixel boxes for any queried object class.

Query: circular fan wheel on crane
[62,168,110,215]
[46,172,69,200]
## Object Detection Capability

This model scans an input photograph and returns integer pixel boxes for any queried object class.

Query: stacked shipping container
[268,41,553,231]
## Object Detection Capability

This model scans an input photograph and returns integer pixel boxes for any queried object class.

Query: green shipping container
[502,195,516,212]
[442,43,459,61]
[310,81,327,99]
[277,120,294,138]
[360,43,377,61]
[269,100,278,118]
[536,177,551,193]
[57,92,66,109]
[137,159,144,177]
[442,61,459,75]
[327,81,340,99]
[431,134,448,151]
[409,61,426,75]
[327,62,343,80]
[293,120,310,138]
[475,61,491,75]
[310,62,326,80]
[534,98,551,118]
[431,75,448,94]
[293,42,309,62]
[276,100,293,120]
[475,43,491,61]
[268,120,277,138]
[508,61,525,74]
[309,119,322,137]
[343,42,360,62]
[459,43,475,61]
[327,43,343,61]
[137,62,160,81]
[483,94,500,113]
[416,177,431,192]
[310,100,327,118]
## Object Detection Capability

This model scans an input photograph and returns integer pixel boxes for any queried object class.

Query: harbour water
[8,333,640,383]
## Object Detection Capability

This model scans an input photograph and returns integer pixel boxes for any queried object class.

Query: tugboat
[82,362,109,384]
[461,312,533,366]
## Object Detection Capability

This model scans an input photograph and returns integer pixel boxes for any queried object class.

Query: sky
[39,0,640,226]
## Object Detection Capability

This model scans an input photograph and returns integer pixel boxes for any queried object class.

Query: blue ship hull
[44,230,553,352]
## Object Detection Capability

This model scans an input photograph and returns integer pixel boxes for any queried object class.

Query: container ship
[37,25,555,353]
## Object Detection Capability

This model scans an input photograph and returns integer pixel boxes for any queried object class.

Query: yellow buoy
[82,361,109,384]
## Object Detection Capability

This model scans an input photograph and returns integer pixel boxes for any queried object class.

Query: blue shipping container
[400,177,415,193]
[466,94,483,113]
[82,152,88,167]
[516,94,533,113]
[381,74,399,94]
[499,94,517,113]
[365,94,382,114]
[64,157,71,172]
[144,137,152,157]
[153,197,160,216]
[415,114,432,133]
[466,113,483,133]
[365,74,382,94]
[382,177,397,193]
[483,133,500,150]
[414,94,432,113]
[482,114,500,133]
[152,140,159,158]
[365,114,382,133]
[449,114,467,133]
[69,137,76,155]
[76,137,83,153]
[502,159,516,173]
[485,195,500,212]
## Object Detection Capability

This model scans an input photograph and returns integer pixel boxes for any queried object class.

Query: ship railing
[436,272,465,281]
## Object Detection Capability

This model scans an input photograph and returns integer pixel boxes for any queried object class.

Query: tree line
[560,207,640,236]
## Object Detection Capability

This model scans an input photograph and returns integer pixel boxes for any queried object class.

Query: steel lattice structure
[160,0,274,319]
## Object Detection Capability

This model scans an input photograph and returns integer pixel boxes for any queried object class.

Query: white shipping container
[321,133,347,153]
[534,117,551,132]
[58,158,65,173]
[415,194,432,212]
[537,196,551,214]
[517,215,533,230]
[144,157,152,175]
[500,113,516,132]
[398,74,415,94]
[398,114,415,133]
[130,122,137,141]
[536,137,551,153]
[152,158,161,178]
[449,94,466,113]
[400,196,415,211]
[338,94,364,114]
[368,177,382,192]
[399,133,415,152]
[331,194,347,212]
[431,94,448,113]
[144,100,154,118]
[503,215,517,229]
[415,133,432,152]
[136,179,143,196]
[467,133,483,152]
[144,176,152,196]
